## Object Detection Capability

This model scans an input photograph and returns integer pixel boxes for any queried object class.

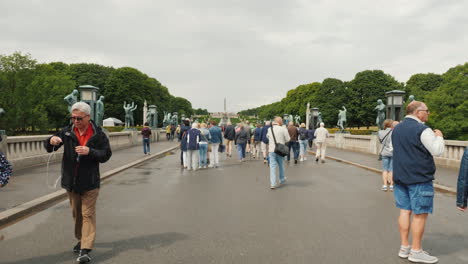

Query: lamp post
[385,90,405,122]
[77,85,99,121]
[148,105,157,128]
[311,107,319,129]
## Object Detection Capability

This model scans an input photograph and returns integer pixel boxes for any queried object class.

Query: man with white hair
[267,117,290,189]
[314,122,329,163]
[392,101,444,263]
[186,122,201,170]
[45,102,112,263]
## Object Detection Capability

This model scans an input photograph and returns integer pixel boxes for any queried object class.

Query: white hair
[265,121,271,125]
[192,123,199,128]
[320,122,325,127]
[71,102,91,115]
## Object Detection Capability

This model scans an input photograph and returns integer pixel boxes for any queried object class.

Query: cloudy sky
[1,0,467,112]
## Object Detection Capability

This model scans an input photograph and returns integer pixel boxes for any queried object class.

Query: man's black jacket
[44,121,112,193]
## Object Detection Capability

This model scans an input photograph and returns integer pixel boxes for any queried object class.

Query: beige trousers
[315,142,327,160]
[68,188,99,249]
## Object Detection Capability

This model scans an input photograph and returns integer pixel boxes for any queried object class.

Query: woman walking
[235,123,249,162]
[199,123,211,169]
[378,119,394,191]
[298,123,308,161]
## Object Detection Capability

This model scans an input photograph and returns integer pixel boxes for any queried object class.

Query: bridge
[0,134,466,263]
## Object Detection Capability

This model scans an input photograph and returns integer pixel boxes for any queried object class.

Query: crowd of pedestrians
[140,101,468,264]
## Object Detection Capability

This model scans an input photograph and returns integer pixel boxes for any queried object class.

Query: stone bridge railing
[0,129,161,170]
[328,133,467,170]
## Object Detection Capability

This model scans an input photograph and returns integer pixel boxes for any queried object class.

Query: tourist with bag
[208,120,223,168]
[267,116,290,189]
[378,119,394,191]
[298,123,308,162]
[198,123,211,169]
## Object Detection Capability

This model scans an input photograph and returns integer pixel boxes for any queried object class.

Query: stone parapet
[3,129,160,170]
[327,134,467,170]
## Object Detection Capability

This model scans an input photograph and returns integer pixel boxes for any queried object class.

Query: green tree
[0,52,37,132]
[405,73,443,102]
[348,70,403,128]
[425,63,468,140]
[314,78,348,126]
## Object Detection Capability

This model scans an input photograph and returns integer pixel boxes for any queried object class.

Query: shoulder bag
[271,126,289,157]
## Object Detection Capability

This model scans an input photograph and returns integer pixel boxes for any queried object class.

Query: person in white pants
[208,120,223,168]
[314,122,329,163]
[186,123,200,171]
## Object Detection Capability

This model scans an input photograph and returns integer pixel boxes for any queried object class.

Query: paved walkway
[323,147,460,189]
[0,139,178,212]
[0,150,466,263]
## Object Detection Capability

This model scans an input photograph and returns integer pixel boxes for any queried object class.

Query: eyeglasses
[418,109,430,113]
[70,116,88,121]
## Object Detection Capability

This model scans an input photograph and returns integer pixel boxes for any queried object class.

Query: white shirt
[405,115,445,157]
[267,124,290,153]
[314,127,329,143]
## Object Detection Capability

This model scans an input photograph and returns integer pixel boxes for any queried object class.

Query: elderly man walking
[392,101,444,263]
[267,117,290,189]
[45,102,112,263]
[314,122,329,163]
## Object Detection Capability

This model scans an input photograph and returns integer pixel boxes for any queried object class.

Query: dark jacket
[224,125,235,140]
[141,127,152,138]
[307,129,315,141]
[260,125,270,144]
[44,121,112,193]
[235,129,249,145]
[298,127,308,140]
[253,127,262,142]
[456,147,468,208]
[392,118,436,185]
[178,125,190,141]
[288,126,299,142]
[186,128,200,150]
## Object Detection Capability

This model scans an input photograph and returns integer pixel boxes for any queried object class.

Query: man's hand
[457,206,466,212]
[50,136,62,146]
[434,129,443,138]
[75,146,90,156]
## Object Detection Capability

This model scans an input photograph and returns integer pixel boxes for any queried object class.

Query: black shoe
[315,158,319,162]
[77,249,92,263]
[73,242,81,253]
[294,159,298,164]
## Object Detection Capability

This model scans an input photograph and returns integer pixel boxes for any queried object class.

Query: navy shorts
[394,182,434,214]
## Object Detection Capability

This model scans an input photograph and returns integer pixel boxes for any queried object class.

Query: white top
[267,124,290,153]
[405,115,445,157]
[314,127,330,143]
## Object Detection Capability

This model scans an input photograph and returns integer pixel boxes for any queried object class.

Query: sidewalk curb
[308,151,457,195]
[0,145,179,230]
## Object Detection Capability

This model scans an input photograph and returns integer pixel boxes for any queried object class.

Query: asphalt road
[0,151,466,264]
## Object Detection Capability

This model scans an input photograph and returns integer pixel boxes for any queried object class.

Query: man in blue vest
[392,101,444,263]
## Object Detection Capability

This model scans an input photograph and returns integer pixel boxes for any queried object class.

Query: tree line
[0,52,194,134]
[239,65,468,140]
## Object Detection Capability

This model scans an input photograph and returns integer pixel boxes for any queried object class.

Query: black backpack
[299,128,307,140]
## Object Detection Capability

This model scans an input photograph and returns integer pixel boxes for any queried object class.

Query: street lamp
[77,85,99,120]
[311,107,319,129]
[385,90,405,121]
[148,105,157,128]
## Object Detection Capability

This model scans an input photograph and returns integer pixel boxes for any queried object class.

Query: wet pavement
[0,150,466,264]
[0,139,178,212]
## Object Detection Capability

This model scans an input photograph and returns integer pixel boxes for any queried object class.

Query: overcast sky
[1,0,467,112]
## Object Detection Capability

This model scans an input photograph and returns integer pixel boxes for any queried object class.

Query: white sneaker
[398,245,411,258]
[300,157,304,162]
[408,250,438,263]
